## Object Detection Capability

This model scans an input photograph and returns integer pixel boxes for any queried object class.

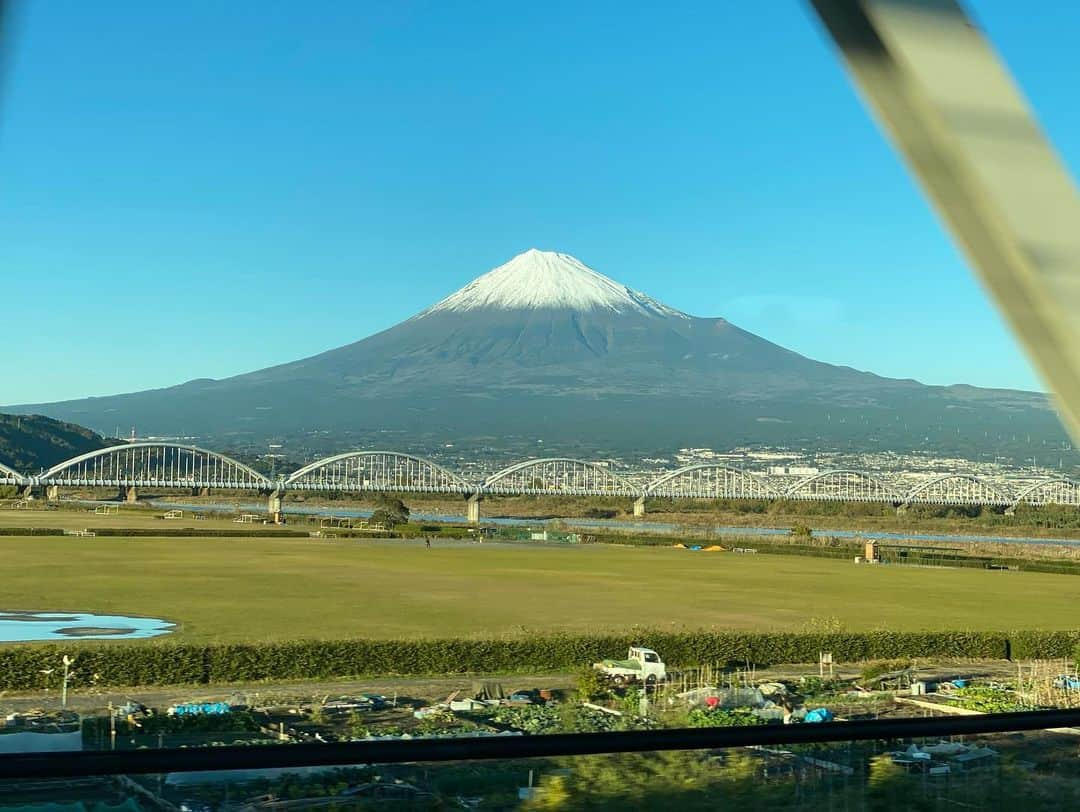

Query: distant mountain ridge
[4,250,1070,463]
[0,413,115,473]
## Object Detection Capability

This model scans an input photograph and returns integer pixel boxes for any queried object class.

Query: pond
[0,611,176,642]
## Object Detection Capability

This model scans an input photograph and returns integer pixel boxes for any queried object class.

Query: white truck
[594,647,667,685]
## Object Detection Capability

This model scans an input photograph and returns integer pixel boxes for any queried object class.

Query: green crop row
[5,629,1072,691]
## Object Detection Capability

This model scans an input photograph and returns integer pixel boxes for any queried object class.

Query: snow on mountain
[421,248,687,318]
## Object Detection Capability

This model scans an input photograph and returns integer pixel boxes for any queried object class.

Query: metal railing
[4,709,1080,780]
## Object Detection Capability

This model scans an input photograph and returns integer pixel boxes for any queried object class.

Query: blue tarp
[804,708,834,723]
[170,702,230,716]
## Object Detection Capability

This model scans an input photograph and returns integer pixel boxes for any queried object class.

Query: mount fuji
[7,250,1065,460]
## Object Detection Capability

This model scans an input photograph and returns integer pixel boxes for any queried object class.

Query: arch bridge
[643,464,777,500]
[37,443,271,494]
[901,474,1013,508]
[1010,478,1080,510]
[8,443,1080,523]
[476,458,637,523]
[482,458,637,497]
[783,470,899,503]
[284,451,471,494]
[0,461,27,488]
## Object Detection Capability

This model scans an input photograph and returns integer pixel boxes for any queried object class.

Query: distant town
[114,426,1078,493]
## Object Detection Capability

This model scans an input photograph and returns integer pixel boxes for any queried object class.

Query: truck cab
[632,647,663,671]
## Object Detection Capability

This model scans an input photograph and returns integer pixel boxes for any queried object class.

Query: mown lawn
[0,536,1076,643]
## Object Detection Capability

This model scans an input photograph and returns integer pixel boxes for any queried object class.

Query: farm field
[0,535,1077,643]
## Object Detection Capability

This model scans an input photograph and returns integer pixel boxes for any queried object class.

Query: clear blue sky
[2,0,1076,403]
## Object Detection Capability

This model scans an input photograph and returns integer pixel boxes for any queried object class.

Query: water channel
[141,499,1080,548]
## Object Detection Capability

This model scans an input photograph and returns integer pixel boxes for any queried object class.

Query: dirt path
[0,673,579,715]
[0,658,1021,715]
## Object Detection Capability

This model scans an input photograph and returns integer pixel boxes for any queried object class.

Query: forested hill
[0,413,114,473]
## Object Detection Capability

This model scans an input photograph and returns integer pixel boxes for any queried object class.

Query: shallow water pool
[0,611,175,642]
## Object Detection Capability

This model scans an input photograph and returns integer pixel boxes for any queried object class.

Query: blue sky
[1,0,1076,403]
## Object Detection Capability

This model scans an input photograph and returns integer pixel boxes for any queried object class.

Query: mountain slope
[4,250,1066,461]
[0,413,115,473]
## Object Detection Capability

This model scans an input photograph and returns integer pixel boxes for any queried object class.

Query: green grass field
[1,535,1077,643]
[0,505,278,532]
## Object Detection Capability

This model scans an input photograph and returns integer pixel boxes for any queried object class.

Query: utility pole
[108,702,116,750]
[61,655,74,709]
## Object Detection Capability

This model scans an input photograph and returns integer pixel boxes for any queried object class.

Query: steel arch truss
[903,475,1012,507]
[1012,478,1080,509]
[785,470,899,503]
[644,464,777,500]
[484,458,637,497]
[0,460,25,487]
[284,451,472,494]
[40,443,271,490]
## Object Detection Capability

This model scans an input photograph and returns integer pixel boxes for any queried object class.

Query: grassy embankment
[1,535,1079,644]
[287,491,1080,539]
[5,486,1080,539]
[5,498,1080,564]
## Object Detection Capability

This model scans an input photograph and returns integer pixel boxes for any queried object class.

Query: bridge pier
[633,496,646,517]
[1004,505,1016,516]
[46,485,59,501]
[466,493,481,525]
[191,487,211,497]
[895,503,908,516]
[267,491,284,524]
[119,485,137,504]
[18,484,34,500]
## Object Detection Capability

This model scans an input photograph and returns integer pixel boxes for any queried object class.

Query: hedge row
[884,552,1080,577]
[593,534,1080,577]
[93,528,311,538]
[740,543,858,560]
[1008,630,1080,660]
[885,552,1080,578]
[0,630,1051,691]
[0,527,311,538]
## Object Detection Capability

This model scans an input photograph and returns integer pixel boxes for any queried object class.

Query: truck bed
[598,658,643,671]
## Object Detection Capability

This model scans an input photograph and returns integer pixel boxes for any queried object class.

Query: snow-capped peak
[421,249,687,317]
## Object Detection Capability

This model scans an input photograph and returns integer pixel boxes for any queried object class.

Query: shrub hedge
[2,629,1061,690]
[92,528,311,538]
[1006,630,1080,660]
[592,533,1080,576]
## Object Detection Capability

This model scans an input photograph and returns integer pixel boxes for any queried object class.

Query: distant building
[767,465,820,476]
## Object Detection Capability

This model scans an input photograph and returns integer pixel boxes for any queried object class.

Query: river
[132,499,1080,548]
